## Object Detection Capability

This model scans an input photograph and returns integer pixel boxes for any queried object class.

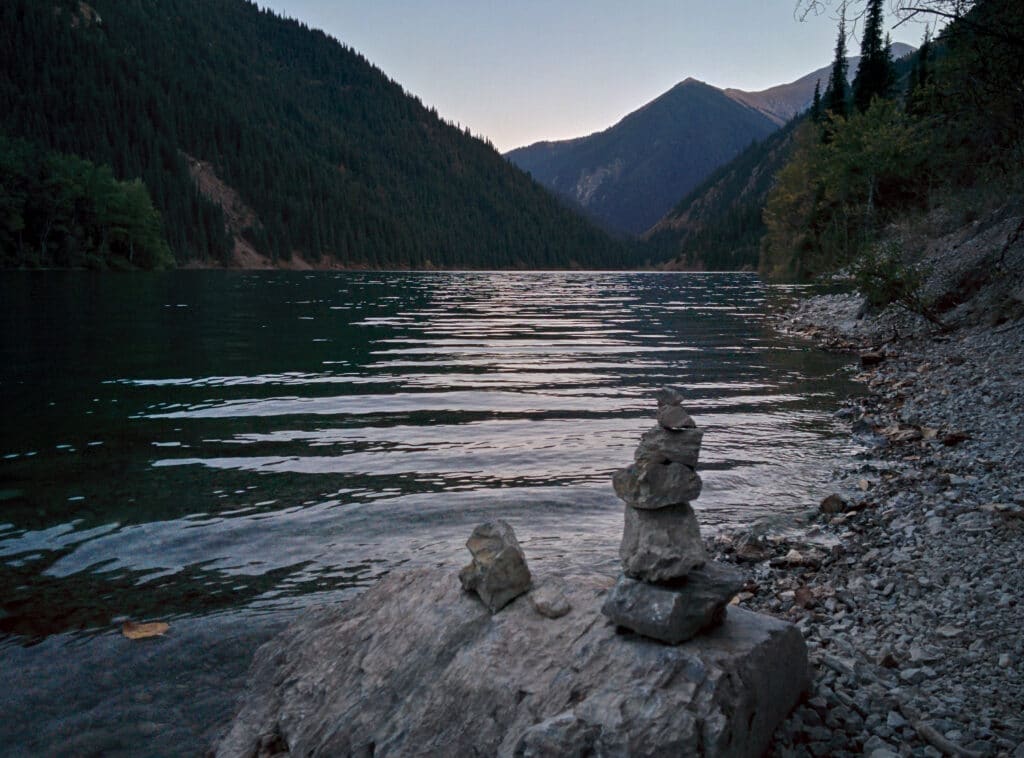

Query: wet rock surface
[215,569,808,758]
[734,286,1024,757]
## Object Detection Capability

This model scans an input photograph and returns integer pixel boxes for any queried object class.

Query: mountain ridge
[506,79,778,236]
[724,42,916,125]
[0,0,633,270]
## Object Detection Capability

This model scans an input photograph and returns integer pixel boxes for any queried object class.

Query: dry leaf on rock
[122,621,169,640]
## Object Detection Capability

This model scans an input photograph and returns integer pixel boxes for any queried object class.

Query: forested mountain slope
[0,0,630,269]
[505,80,779,236]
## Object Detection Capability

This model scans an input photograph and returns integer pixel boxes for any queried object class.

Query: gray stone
[656,388,696,430]
[458,520,531,613]
[612,460,702,509]
[601,563,745,644]
[634,426,704,468]
[819,494,848,514]
[215,568,808,758]
[529,583,571,619]
[620,502,706,582]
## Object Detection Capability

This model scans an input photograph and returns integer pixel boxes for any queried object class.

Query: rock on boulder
[215,568,809,758]
[612,460,702,509]
[634,426,704,468]
[458,519,531,612]
[656,388,697,430]
[601,563,744,644]
[619,502,706,582]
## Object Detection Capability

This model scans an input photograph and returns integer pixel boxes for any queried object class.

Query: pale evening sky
[261,1,916,152]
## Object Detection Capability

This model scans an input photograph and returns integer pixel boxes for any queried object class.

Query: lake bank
[721,293,1024,756]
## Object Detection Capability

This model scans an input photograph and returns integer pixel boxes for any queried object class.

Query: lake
[0,271,855,754]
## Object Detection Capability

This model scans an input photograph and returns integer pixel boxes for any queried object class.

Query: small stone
[875,647,899,668]
[612,459,702,509]
[860,351,886,367]
[529,584,571,619]
[458,520,531,613]
[819,494,847,515]
[899,667,928,685]
[655,388,697,430]
[620,502,706,582]
[998,653,1012,668]
[601,562,744,644]
[863,735,898,754]
[634,426,704,468]
[886,710,908,729]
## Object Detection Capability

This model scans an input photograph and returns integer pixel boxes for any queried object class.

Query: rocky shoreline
[721,293,1024,757]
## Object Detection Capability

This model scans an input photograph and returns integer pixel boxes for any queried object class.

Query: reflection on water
[0,271,854,753]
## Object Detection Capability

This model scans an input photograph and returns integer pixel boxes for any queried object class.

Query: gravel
[712,292,1024,758]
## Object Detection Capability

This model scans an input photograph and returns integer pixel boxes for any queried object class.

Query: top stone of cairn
[656,388,696,431]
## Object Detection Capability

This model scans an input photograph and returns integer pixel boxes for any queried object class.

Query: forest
[0,0,634,270]
[759,0,1024,283]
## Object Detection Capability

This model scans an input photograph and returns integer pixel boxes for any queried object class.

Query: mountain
[0,0,631,269]
[644,120,802,271]
[505,79,779,236]
[725,43,916,125]
[648,44,921,271]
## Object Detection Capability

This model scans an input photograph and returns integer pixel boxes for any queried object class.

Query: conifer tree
[824,12,850,119]
[852,0,895,111]
[906,27,933,115]
[811,79,823,122]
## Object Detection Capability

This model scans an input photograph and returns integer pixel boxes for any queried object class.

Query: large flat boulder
[216,568,808,758]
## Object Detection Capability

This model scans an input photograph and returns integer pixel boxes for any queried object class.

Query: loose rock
[458,520,531,613]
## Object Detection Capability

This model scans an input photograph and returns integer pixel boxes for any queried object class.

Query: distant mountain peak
[725,42,916,125]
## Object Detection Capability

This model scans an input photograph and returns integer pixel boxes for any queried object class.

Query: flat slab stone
[601,563,745,644]
[634,426,704,468]
[216,568,807,758]
[620,502,706,582]
[613,459,702,509]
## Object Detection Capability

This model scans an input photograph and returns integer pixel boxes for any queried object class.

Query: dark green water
[0,271,855,754]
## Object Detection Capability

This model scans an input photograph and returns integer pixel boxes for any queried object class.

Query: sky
[262,1,918,152]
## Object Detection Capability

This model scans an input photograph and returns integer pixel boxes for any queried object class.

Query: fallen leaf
[122,621,169,640]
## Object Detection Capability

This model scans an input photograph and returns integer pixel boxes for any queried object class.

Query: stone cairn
[601,388,744,644]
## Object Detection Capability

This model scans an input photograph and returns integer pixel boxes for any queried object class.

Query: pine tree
[852,0,895,112]
[906,28,933,116]
[811,79,823,122]
[824,13,849,120]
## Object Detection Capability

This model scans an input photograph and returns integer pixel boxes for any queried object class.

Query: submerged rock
[612,459,702,509]
[215,568,808,758]
[619,502,706,582]
[601,562,745,644]
[458,520,531,613]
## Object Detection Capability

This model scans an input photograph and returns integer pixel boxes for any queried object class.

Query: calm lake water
[0,271,855,754]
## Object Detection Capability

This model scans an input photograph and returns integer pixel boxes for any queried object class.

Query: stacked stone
[601,388,743,644]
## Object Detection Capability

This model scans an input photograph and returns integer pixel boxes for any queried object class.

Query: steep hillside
[644,119,802,270]
[725,43,915,125]
[0,0,630,269]
[505,80,778,236]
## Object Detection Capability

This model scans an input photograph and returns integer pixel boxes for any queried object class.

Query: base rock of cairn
[602,388,743,644]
